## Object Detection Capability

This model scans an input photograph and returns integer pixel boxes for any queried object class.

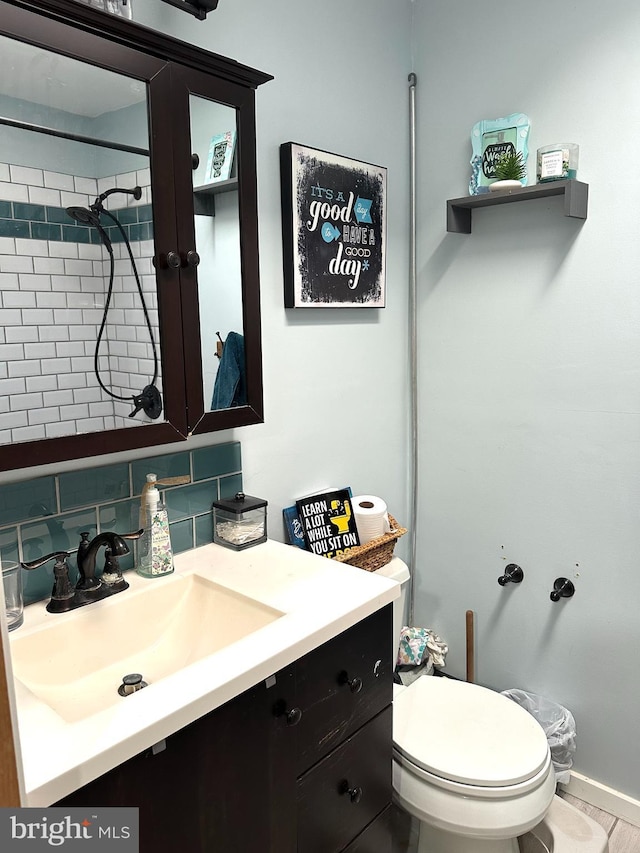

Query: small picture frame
[469,113,530,195]
[280,142,387,308]
[205,130,236,183]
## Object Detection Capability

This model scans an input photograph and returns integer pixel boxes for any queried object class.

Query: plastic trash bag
[501,689,576,784]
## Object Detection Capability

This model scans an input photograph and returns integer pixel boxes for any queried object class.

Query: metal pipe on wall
[408,72,417,628]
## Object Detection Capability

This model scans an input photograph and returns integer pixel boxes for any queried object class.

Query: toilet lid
[393,676,550,787]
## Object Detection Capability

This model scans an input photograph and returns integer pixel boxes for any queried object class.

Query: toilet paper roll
[352,495,390,545]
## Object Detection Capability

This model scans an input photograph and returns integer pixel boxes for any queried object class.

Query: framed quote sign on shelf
[280,142,387,308]
[205,129,236,183]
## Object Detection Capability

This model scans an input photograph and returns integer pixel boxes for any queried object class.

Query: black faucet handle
[51,556,74,601]
[21,551,70,571]
[120,529,144,540]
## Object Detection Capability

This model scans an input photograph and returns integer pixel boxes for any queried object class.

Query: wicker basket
[332,514,407,572]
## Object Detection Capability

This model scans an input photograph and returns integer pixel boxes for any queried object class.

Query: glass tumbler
[2,561,24,632]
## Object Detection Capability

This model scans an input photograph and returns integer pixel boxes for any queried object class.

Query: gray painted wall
[6,0,639,806]
[0,94,147,176]
[412,0,640,802]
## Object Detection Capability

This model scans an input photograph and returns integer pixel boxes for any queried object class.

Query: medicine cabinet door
[170,65,264,434]
[0,0,269,472]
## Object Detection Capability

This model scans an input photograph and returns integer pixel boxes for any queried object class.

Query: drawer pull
[339,780,363,804]
[273,700,303,726]
[338,671,363,694]
[286,707,303,726]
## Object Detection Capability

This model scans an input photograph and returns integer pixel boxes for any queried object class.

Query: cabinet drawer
[297,706,392,853]
[341,805,392,853]
[296,605,392,772]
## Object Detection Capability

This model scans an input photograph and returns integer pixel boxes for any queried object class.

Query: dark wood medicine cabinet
[0,0,272,472]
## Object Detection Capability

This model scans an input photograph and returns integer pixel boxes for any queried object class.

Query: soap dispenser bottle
[137,473,174,577]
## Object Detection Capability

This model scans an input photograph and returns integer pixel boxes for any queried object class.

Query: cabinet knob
[338,671,363,694]
[285,707,302,726]
[152,251,182,269]
[273,700,303,726]
[186,250,200,268]
[339,780,363,804]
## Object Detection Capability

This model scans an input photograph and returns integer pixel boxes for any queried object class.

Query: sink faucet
[77,531,131,590]
[22,530,142,614]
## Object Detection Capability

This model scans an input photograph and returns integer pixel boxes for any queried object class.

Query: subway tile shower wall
[0,441,243,605]
[0,162,160,445]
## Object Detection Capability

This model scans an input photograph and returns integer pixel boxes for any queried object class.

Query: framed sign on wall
[280,143,387,308]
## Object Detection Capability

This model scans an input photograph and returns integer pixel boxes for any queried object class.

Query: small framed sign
[280,142,387,308]
[295,488,360,558]
[205,130,236,183]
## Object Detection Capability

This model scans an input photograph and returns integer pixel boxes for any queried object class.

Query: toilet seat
[393,677,550,790]
[393,745,553,798]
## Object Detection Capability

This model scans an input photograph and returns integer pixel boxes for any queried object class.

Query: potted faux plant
[490,150,527,191]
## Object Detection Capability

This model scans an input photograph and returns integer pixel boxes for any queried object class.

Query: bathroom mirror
[0,0,270,470]
[189,95,244,411]
[0,34,160,445]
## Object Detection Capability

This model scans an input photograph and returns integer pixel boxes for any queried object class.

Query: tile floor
[559,792,640,852]
[391,792,640,852]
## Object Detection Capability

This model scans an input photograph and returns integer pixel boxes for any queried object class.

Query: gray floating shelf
[446,179,589,234]
[193,176,238,216]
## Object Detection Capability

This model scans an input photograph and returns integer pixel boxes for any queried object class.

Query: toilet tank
[375,557,410,666]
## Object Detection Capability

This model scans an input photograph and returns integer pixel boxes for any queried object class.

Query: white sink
[10,572,284,723]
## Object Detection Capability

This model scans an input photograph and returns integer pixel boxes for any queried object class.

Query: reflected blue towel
[211,331,246,409]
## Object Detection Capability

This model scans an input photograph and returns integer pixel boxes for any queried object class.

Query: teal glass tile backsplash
[21,509,97,562]
[220,473,243,498]
[195,514,214,548]
[0,527,19,563]
[59,463,130,510]
[0,441,242,606]
[98,498,140,535]
[0,477,57,527]
[131,452,190,494]
[169,519,195,555]
[0,218,29,238]
[0,199,153,244]
[193,443,242,481]
[13,202,46,222]
[164,480,221,522]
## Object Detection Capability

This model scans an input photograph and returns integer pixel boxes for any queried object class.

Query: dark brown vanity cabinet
[0,0,271,471]
[56,605,393,853]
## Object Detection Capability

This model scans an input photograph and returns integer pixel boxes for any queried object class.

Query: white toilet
[376,558,609,853]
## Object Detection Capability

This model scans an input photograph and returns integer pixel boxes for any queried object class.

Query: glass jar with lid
[212,492,267,551]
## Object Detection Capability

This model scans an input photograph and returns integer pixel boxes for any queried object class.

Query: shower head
[66,206,113,254]
[66,206,101,227]
[66,186,161,422]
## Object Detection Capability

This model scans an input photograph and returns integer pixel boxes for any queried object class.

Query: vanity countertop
[8,540,399,806]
